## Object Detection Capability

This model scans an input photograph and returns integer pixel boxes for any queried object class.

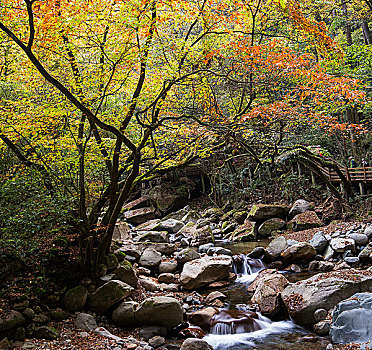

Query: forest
[0,0,372,349]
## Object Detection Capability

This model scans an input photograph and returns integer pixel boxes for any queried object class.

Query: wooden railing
[320,166,372,183]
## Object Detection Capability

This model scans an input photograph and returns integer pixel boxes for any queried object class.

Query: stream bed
[201,241,329,349]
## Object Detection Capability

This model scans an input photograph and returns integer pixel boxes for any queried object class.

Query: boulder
[158,261,178,273]
[364,225,372,238]
[198,243,215,254]
[288,199,312,219]
[252,284,283,318]
[191,226,214,247]
[148,183,189,214]
[158,273,176,284]
[330,293,372,345]
[0,310,26,332]
[135,297,183,328]
[310,232,328,254]
[154,219,184,234]
[137,242,177,256]
[281,242,316,265]
[178,222,197,238]
[207,247,232,256]
[204,207,224,217]
[124,207,156,225]
[282,270,372,327]
[88,280,133,314]
[63,285,88,311]
[288,211,321,232]
[139,325,167,340]
[265,236,287,260]
[359,243,372,263]
[247,204,289,221]
[122,196,151,212]
[33,326,59,340]
[180,338,214,350]
[258,218,286,237]
[249,270,289,318]
[182,210,201,224]
[135,231,169,243]
[347,233,368,246]
[227,220,255,242]
[188,307,218,331]
[330,238,355,253]
[176,248,201,263]
[138,248,162,267]
[112,301,138,327]
[139,276,161,292]
[113,261,138,287]
[74,313,97,331]
[180,255,232,289]
[112,222,132,241]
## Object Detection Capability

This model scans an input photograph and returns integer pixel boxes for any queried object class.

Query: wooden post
[311,172,316,185]
[297,163,302,176]
[359,182,365,195]
[201,174,206,194]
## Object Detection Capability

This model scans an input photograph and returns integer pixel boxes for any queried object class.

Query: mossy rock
[247,204,289,221]
[63,285,88,312]
[258,218,286,237]
[88,280,134,314]
[105,254,119,271]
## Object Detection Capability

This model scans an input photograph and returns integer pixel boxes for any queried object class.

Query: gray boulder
[180,338,214,350]
[258,218,286,237]
[175,248,200,263]
[207,247,232,256]
[0,310,25,332]
[347,233,368,246]
[135,231,169,243]
[365,226,372,238]
[288,199,312,219]
[154,219,184,234]
[310,232,328,254]
[88,280,133,314]
[282,270,372,327]
[180,255,232,289]
[198,243,215,254]
[265,236,287,260]
[330,293,372,345]
[124,207,156,225]
[63,285,88,312]
[281,242,316,265]
[288,211,321,232]
[158,261,178,273]
[135,297,183,328]
[247,204,289,221]
[74,313,97,331]
[138,248,162,267]
[113,261,138,287]
[112,301,138,326]
[330,238,355,253]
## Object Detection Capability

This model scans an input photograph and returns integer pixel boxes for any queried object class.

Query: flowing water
[202,249,329,349]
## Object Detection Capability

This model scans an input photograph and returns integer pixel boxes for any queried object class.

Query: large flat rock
[282,270,372,327]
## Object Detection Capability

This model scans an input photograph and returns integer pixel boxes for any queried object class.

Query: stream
[201,241,329,349]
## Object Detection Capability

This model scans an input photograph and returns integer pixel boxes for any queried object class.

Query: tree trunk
[362,20,372,44]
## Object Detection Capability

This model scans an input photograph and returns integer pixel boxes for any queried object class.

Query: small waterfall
[205,309,297,349]
[210,309,268,335]
[232,255,266,284]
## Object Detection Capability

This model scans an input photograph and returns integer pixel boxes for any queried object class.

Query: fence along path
[320,166,372,183]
